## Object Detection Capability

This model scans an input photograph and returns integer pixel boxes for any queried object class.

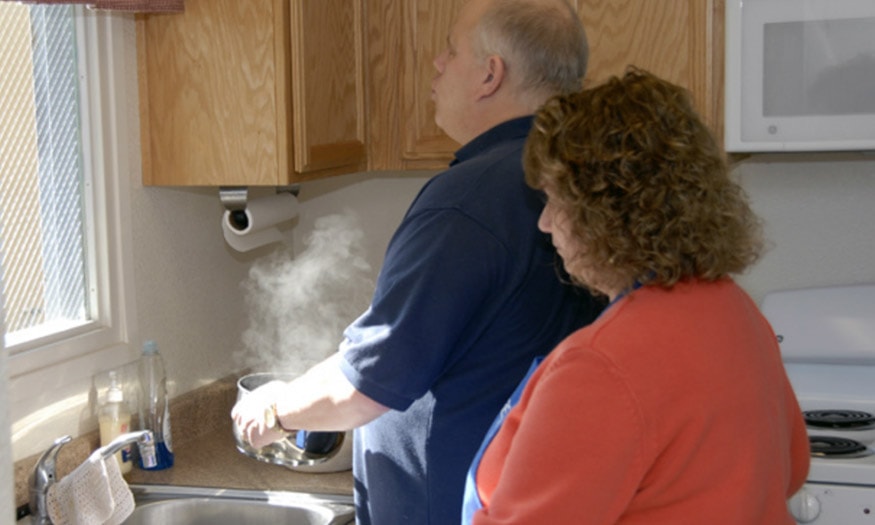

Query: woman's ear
[478,55,506,98]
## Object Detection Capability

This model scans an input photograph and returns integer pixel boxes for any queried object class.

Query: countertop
[13,373,353,512]
[123,417,354,495]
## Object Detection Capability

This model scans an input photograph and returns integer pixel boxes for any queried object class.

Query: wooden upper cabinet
[137,0,366,186]
[397,0,463,169]
[576,0,724,139]
[140,0,724,182]
[367,0,724,171]
[367,0,462,171]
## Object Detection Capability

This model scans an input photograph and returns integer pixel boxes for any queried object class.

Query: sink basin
[122,484,355,525]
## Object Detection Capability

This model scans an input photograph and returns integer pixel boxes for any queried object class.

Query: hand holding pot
[231,379,291,450]
[229,356,388,471]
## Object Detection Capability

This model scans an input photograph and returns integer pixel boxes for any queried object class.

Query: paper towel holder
[220,185,300,231]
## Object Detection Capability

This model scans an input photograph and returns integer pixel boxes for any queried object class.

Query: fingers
[234,410,285,449]
[231,383,286,448]
[243,420,285,449]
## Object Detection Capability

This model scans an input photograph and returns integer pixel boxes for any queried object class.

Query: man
[232,0,601,522]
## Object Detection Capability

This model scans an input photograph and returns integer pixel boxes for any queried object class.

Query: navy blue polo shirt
[340,117,602,524]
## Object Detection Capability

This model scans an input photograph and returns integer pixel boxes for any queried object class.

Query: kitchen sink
[122,484,355,525]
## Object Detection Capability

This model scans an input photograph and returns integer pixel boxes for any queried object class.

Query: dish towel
[46,454,134,525]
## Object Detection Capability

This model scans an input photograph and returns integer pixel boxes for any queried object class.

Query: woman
[462,68,810,524]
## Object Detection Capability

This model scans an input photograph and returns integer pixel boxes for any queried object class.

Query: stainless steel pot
[233,372,352,473]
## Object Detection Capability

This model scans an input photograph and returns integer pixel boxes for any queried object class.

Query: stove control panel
[789,483,875,524]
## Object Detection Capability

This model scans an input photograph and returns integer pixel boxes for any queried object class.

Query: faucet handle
[29,435,73,524]
[30,435,72,486]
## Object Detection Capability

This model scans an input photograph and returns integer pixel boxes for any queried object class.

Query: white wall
[291,171,432,272]
[296,156,875,309]
[130,171,430,409]
[291,156,875,312]
[734,153,875,303]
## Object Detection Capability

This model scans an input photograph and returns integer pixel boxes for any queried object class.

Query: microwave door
[725,0,875,152]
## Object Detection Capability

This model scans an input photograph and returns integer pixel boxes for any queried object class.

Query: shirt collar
[450,116,534,167]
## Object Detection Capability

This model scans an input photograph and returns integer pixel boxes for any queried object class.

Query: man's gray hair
[476,0,589,99]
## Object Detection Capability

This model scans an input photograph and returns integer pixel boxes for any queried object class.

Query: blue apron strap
[461,356,544,524]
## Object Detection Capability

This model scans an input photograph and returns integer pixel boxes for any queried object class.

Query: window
[1,4,89,347]
[1,4,135,380]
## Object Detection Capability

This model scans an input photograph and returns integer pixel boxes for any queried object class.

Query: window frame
[5,8,138,389]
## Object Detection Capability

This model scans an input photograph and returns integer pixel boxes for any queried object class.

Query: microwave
[725,0,875,152]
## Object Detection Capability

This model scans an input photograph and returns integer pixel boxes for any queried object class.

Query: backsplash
[731,153,875,302]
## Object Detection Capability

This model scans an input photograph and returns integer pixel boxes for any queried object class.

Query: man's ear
[478,55,506,98]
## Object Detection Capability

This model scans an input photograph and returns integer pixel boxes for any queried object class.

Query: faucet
[92,430,157,466]
[28,435,72,525]
[29,430,156,525]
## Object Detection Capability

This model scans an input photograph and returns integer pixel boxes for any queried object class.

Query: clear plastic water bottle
[138,340,174,469]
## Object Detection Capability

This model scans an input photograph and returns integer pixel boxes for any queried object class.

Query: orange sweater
[473,279,810,524]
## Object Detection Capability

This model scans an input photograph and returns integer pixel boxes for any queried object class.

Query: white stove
[761,284,875,524]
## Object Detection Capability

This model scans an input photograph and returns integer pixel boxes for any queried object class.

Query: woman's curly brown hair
[524,67,763,295]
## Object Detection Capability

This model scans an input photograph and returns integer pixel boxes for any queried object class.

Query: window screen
[0,4,90,345]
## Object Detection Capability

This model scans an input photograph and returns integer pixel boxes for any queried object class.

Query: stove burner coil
[809,435,870,458]
[803,409,875,430]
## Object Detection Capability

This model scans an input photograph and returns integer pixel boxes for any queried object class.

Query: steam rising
[235,212,374,376]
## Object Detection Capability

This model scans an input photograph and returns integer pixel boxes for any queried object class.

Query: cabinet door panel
[138,0,368,186]
[290,0,367,177]
[367,0,723,170]
[366,0,458,171]
[577,0,723,134]
[138,0,287,186]
[400,0,461,163]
